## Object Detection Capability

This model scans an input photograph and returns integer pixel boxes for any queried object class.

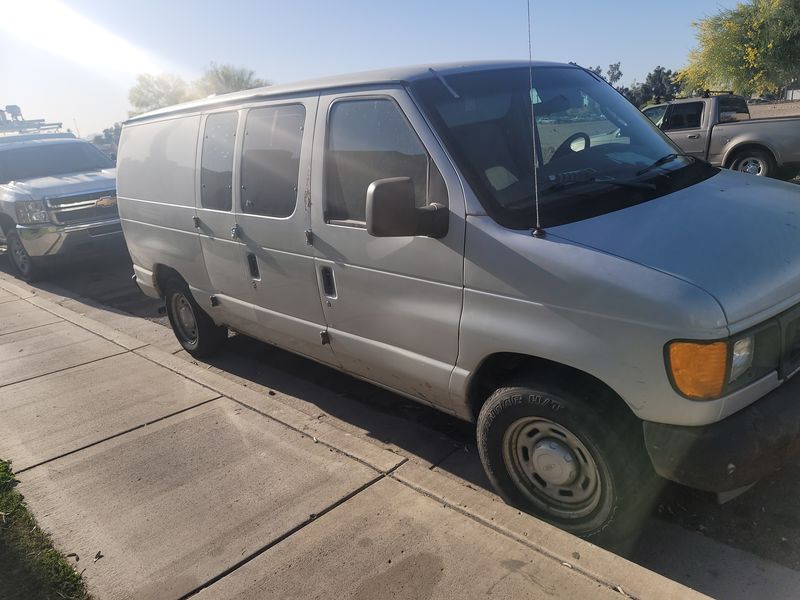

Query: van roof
[126,60,574,124]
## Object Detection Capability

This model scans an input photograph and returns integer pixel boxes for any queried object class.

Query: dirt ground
[749,101,800,119]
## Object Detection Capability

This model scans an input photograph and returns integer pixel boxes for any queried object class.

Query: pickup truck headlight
[15,200,50,225]
[666,324,780,400]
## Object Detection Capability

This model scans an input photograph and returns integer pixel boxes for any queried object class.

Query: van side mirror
[366,177,448,238]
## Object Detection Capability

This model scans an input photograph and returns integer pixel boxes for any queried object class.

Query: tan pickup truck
[643,95,800,179]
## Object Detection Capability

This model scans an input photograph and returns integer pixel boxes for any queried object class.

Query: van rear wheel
[163,277,227,357]
[476,379,660,549]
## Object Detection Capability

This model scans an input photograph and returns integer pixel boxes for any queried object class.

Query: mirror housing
[366,177,448,238]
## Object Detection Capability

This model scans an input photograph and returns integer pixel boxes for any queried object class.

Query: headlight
[15,200,49,225]
[666,325,780,400]
[730,336,754,382]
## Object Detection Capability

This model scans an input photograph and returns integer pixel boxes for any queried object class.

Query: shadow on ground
[5,244,800,599]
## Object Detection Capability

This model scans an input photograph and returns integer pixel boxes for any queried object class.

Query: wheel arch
[152,263,186,299]
[466,352,634,423]
[0,213,16,235]
[723,141,778,169]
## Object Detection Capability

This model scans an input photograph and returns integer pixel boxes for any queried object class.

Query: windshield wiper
[635,153,694,176]
[544,176,656,193]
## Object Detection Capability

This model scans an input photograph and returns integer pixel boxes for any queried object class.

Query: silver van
[117,61,800,543]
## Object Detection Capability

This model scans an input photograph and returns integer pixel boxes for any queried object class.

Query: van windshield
[411,66,717,228]
[0,141,114,184]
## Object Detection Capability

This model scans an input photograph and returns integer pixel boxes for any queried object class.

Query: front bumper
[17,219,123,257]
[644,371,800,492]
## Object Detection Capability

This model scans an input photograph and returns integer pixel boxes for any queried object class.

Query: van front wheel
[163,278,227,357]
[476,380,659,547]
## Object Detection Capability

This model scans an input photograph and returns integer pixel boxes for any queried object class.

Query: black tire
[477,378,661,549]
[6,230,44,282]
[163,276,227,357]
[730,148,776,178]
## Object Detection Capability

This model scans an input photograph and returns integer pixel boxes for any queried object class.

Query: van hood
[550,169,800,326]
[2,169,116,201]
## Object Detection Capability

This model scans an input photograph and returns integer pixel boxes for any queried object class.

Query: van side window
[325,98,447,224]
[241,105,305,217]
[201,112,238,211]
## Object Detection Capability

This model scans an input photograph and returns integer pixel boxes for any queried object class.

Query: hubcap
[739,157,764,176]
[171,293,198,344]
[530,439,577,486]
[502,417,601,519]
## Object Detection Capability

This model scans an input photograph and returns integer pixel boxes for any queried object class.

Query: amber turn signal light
[667,341,729,400]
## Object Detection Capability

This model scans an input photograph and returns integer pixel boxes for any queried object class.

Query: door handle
[687,134,700,139]
[320,266,336,298]
[231,224,242,240]
[246,253,260,279]
[192,216,200,228]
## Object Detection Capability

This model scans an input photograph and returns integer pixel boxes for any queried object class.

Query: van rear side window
[201,112,238,211]
[241,104,305,218]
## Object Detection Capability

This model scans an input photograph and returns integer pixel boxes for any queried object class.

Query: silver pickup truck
[0,133,120,281]
[643,95,800,179]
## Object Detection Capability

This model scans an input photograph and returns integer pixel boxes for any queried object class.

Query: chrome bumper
[17,218,123,257]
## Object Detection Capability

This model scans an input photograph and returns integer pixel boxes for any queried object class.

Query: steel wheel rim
[502,417,602,519]
[740,158,765,176]
[170,293,198,345]
[9,235,30,274]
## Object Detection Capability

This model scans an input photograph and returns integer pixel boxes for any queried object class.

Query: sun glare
[0,0,164,78]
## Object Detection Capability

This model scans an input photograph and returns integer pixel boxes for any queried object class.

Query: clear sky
[0,0,737,137]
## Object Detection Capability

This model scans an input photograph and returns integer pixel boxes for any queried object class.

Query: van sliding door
[195,110,255,331]
[232,96,338,366]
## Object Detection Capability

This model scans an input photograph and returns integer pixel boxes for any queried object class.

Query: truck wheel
[477,378,660,547]
[731,149,775,178]
[6,230,44,282]
[163,277,227,357]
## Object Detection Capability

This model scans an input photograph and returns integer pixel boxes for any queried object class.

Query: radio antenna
[527,0,544,237]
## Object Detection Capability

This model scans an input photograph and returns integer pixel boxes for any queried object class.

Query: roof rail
[0,105,63,136]
[0,132,76,145]
[702,90,734,98]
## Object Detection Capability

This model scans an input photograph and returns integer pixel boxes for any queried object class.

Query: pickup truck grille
[47,191,118,225]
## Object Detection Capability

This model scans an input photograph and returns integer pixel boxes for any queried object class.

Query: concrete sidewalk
[0,277,704,600]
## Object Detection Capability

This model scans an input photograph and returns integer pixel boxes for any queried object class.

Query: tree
[193,63,270,97]
[129,64,270,116]
[606,62,623,86]
[128,74,189,115]
[678,0,800,96]
[92,122,122,153]
[588,65,603,77]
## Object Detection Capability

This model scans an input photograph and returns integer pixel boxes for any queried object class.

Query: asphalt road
[3,234,800,586]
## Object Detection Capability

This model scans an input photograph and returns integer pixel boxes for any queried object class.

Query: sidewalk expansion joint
[427,445,461,471]
[0,349,130,391]
[16,395,223,474]
[389,474,642,600]
[0,320,64,339]
[179,470,391,600]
